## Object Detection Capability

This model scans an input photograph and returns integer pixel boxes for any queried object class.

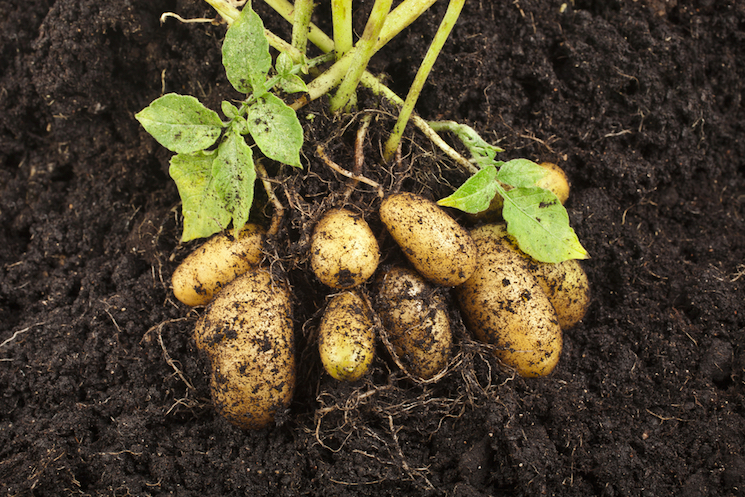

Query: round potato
[195,269,295,429]
[477,223,590,330]
[318,291,375,381]
[172,224,265,306]
[536,162,570,204]
[375,267,452,379]
[310,208,380,289]
[456,225,562,377]
[379,192,477,286]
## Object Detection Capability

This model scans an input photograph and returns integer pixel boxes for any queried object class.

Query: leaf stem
[383,0,465,162]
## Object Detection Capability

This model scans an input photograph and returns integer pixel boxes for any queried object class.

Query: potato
[318,291,375,381]
[194,268,295,429]
[172,224,265,306]
[310,208,380,289]
[478,223,590,330]
[455,225,562,377]
[536,162,570,204]
[379,192,478,286]
[375,267,452,379]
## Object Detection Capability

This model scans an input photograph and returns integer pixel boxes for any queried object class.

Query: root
[316,145,385,198]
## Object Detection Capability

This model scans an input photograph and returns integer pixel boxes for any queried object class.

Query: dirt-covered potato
[478,223,590,330]
[194,269,295,429]
[318,291,375,381]
[456,225,562,377]
[310,208,380,289]
[375,267,452,379]
[379,192,477,286]
[172,224,265,306]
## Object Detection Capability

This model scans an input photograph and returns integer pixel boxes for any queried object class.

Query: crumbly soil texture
[2,0,745,495]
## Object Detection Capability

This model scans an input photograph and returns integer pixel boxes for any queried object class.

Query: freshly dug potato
[310,208,380,289]
[480,223,590,330]
[318,291,375,381]
[379,192,478,286]
[172,224,265,306]
[536,162,570,204]
[456,225,562,377]
[376,267,452,379]
[195,269,295,429]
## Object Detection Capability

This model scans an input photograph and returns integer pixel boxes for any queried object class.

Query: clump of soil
[1,1,744,496]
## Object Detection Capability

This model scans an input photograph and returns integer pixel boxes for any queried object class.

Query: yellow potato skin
[379,193,478,286]
[310,208,380,289]
[376,267,452,380]
[479,223,590,330]
[172,224,265,306]
[194,269,295,430]
[318,292,375,381]
[455,225,562,377]
[536,162,570,205]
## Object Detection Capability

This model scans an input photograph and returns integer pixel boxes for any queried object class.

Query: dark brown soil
[2,0,745,495]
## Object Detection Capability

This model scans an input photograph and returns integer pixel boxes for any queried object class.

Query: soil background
[2,0,745,495]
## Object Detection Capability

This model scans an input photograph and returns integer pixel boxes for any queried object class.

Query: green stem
[329,0,392,113]
[331,0,353,59]
[290,0,314,57]
[383,0,465,162]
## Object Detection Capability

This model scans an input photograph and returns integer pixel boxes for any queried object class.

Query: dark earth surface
[2,0,745,495]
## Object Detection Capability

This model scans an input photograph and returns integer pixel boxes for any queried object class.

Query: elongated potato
[195,269,295,429]
[172,224,265,306]
[456,225,562,377]
[479,223,590,329]
[376,267,452,379]
[318,291,375,381]
[379,193,477,286]
[310,208,380,289]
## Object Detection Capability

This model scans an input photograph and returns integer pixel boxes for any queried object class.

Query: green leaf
[212,130,256,239]
[275,52,294,75]
[276,74,309,94]
[437,165,499,213]
[169,150,231,242]
[501,186,589,263]
[221,101,240,120]
[496,159,550,188]
[246,93,303,168]
[135,94,224,154]
[222,4,271,95]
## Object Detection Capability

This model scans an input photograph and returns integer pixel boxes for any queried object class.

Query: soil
[2,0,744,495]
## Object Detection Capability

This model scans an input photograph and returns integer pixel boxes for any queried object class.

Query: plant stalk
[290,0,314,57]
[331,0,353,59]
[383,0,465,162]
[329,0,393,112]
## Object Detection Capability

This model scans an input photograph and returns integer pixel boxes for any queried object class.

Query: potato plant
[138,0,591,429]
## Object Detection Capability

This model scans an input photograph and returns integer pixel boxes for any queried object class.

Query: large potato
[375,267,452,379]
[318,291,375,381]
[379,192,477,286]
[456,225,562,377]
[195,269,295,429]
[310,208,380,289]
[172,224,265,306]
[480,223,590,330]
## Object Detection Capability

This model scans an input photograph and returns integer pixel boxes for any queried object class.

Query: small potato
[195,269,295,429]
[318,291,375,381]
[536,162,570,204]
[478,223,590,330]
[456,225,562,377]
[310,208,380,289]
[172,224,265,306]
[375,267,452,379]
[379,193,478,286]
